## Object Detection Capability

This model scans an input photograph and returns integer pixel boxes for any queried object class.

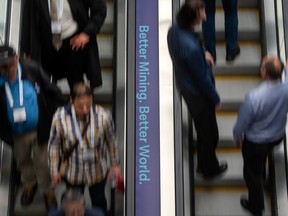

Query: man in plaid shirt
[48,82,121,213]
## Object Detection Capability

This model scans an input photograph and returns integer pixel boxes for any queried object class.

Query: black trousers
[182,92,220,175]
[42,34,86,91]
[65,178,107,213]
[242,138,282,213]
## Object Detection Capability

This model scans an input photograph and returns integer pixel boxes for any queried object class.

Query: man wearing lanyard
[20,0,107,91]
[0,45,63,211]
[48,82,121,214]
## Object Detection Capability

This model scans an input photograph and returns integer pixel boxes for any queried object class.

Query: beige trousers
[13,130,51,191]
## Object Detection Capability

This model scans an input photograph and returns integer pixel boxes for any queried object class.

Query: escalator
[1,0,288,215]
[0,0,121,215]
[194,0,262,215]
[189,0,288,215]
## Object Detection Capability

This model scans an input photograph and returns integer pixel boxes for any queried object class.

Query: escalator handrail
[265,1,288,215]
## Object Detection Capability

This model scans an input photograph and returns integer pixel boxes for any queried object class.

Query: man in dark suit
[167,0,227,178]
[20,0,107,90]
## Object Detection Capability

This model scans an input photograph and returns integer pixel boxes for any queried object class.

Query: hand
[107,164,121,181]
[235,139,243,148]
[205,51,215,67]
[51,174,61,185]
[215,102,221,111]
[70,32,90,51]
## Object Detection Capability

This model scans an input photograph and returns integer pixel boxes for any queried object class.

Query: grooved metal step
[194,150,271,216]
[192,0,267,215]
[213,44,261,75]
[195,189,271,216]
[57,69,113,103]
[197,9,260,41]
[98,35,114,67]
[194,150,245,186]
[216,0,258,8]
[216,76,261,104]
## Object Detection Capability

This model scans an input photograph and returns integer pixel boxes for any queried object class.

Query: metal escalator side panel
[0,141,13,216]
[271,140,288,215]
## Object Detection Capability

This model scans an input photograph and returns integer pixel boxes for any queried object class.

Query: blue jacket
[0,59,64,146]
[167,23,220,104]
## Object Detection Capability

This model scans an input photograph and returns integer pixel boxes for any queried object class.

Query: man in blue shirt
[0,45,64,212]
[167,0,227,179]
[233,55,287,216]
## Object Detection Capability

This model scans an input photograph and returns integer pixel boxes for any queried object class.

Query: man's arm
[48,111,63,184]
[70,0,107,50]
[186,46,220,105]
[83,0,107,36]
[233,94,254,146]
[102,108,121,179]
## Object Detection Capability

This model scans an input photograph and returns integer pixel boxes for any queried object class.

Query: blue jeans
[202,0,238,54]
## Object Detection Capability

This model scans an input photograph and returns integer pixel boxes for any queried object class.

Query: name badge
[13,107,26,123]
[51,21,61,34]
[83,149,95,163]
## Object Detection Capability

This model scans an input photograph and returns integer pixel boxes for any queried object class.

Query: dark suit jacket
[167,23,220,105]
[20,0,107,88]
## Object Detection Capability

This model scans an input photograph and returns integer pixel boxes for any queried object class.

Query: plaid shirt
[48,103,119,186]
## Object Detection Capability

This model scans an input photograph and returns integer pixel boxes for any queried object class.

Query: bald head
[261,55,284,80]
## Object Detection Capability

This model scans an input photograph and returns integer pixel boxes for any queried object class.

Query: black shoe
[44,191,58,212]
[240,197,262,216]
[226,47,240,61]
[199,161,228,179]
[20,184,37,206]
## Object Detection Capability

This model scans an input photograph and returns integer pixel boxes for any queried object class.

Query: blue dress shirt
[233,72,288,144]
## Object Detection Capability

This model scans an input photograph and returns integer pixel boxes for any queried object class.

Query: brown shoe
[44,191,57,212]
[20,184,37,206]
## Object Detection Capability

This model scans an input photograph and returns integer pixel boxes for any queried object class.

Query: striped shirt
[48,103,119,186]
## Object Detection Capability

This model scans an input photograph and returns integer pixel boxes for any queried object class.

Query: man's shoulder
[94,104,112,118]
[20,59,40,71]
[168,26,199,57]
[53,105,70,119]
[172,27,197,42]
[95,104,109,112]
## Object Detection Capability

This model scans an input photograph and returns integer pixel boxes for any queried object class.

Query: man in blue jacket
[167,0,227,178]
[0,45,64,211]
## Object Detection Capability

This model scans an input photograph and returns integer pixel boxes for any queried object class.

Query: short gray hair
[61,189,85,207]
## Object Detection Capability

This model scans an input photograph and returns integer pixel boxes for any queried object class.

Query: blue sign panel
[135,0,160,215]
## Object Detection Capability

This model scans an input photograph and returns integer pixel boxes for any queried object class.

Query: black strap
[60,118,91,161]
